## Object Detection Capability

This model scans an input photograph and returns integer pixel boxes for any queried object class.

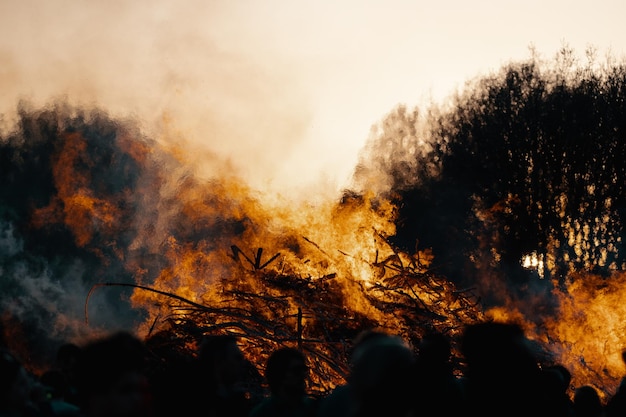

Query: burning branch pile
[88,238,485,396]
[6,103,626,399]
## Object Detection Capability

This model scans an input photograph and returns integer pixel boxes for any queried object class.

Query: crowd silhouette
[2,321,626,417]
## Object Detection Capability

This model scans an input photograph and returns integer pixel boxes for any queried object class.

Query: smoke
[0,0,351,366]
[0,106,146,363]
[0,99,365,369]
[0,0,330,196]
[6,0,626,391]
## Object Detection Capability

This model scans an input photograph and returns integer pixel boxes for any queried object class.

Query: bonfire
[87,240,485,396]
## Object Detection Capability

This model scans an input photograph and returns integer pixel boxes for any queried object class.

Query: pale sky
[1,0,625,196]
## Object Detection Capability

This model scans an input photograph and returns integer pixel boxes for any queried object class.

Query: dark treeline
[354,45,626,301]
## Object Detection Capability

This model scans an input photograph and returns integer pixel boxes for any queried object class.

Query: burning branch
[230,245,281,270]
[85,282,211,325]
[85,238,485,396]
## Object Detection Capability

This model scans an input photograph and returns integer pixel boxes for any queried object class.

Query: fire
[2,105,626,400]
[484,270,626,400]
[123,173,473,392]
[545,272,626,397]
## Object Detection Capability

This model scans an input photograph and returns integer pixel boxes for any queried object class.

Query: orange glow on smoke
[17,120,626,397]
[129,183,404,328]
[485,270,626,400]
[546,272,626,397]
[31,132,122,249]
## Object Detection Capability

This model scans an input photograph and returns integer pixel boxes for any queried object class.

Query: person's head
[542,364,572,395]
[418,331,452,365]
[348,334,416,417]
[264,347,308,398]
[75,331,152,417]
[198,334,246,390]
[461,321,540,380]
[460,320,546,417]
[56,342,81,377]
[573,385,602,417]
[0,348,37,412]
[348,329,393,367]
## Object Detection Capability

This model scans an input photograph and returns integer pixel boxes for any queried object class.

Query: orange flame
[16,118,626,398]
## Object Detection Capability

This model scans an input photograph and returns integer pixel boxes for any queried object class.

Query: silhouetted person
[53,343,81,408]
[0,347,49,417]
[315,329,392,417]
[541,364,575,417]
[39,369,81,417]
[145,346,198,417]
[413,331,465,417]
[196,334,260,417]
[573,385,604,417]
[347,333,416,417]
[460,321,548,417]
[250,347,318,417]
[74,331,154,417]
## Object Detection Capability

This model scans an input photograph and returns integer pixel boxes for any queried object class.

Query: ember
[86,239,484,396]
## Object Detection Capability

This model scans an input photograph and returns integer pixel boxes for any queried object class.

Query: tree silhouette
[354,46,626,299]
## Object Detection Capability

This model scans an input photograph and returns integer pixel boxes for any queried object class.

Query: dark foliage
[356,47,626,297]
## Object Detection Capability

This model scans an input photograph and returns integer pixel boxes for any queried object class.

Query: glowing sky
[1,0,625,195]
